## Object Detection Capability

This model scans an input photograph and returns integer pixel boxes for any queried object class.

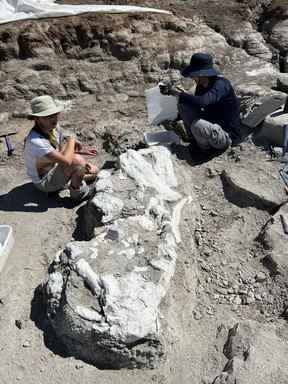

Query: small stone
[255,272,267,282]
[238,288,248,295]
[246,292,255,304]
[200,203,207,210]
[200,262,211,272]
[75,363,84,370]
[206,167,218,177]
[195,231,202,246]
[235,155,241,162]
[233,296,242,305]
[0,112,9,123]
[203,250,211,257]
[255,294,262,301]
[22,341,31,348]
[206,306,215,316]
[193,310,202,320]
[15,319,23,329]
[209,210,218,217]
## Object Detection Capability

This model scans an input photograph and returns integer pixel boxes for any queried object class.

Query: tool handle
[4,135,14,156]
[280,214,288,235]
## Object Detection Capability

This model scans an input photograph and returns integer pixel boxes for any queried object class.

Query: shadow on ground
[171,142,225,166]
[0,182,75,213]
[30,284,70,358]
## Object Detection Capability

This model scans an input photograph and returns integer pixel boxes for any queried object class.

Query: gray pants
[178,103,231,150]
[35,164,90,201]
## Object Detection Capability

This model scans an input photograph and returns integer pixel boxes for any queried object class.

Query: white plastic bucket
[0,225,14,273]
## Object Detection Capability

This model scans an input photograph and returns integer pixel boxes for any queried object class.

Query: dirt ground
[1,0,288,383]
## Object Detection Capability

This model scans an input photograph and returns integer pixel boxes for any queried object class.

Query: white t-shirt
[24,127,61,184]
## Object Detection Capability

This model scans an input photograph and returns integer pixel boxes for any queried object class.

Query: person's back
[196,77,240,142]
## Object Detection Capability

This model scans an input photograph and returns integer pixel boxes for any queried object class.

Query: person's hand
[75,147,98,156]
[159,81,180,97]
[159,81,172,95]
[168,88,181,97]
[83,147,97,156]
[85,163,99,174]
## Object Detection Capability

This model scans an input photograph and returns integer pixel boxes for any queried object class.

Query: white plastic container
[145,86,178,126]
[0,225,14,273]
[144,130,180,146]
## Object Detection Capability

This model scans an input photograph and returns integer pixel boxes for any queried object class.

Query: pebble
[200,203,207,210]
[203,250,211,257]
[75,363,84,370]
[246,292,255,304]
[15,319,23,329]
[233,296,242,305]
[238,288,248,295]
[195,231,203,246]
[22,341,31,348]
[206,307,215,316]
[193,310,202,320]
[255,272,267,282]
[200,262,211,272]
[206,167,218,178]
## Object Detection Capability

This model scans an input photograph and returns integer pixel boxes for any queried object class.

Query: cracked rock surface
[45,147,197,368]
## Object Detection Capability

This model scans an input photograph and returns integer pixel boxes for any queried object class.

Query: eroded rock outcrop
[260,202,288,275]
[45,146,196,369]
[221,152,286,212]
[213,320,288,384]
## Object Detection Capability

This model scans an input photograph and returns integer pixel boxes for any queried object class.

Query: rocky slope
[1,1,288,383]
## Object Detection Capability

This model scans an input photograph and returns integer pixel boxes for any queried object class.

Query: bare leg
[72,154,99,182]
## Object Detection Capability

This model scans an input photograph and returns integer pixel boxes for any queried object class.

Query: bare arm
[46,137,76,166]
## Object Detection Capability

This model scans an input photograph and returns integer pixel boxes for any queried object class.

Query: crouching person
[24,95,98,201]
[160,52,241,153]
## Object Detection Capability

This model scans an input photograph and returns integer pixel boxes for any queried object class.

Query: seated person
[24,95,98,201]
[160,52,241,152]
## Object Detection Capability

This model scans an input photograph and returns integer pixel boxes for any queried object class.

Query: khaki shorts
[34,164,70,193]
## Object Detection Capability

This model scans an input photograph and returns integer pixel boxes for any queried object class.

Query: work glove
[159,81,172,95]
[159,81,180,97]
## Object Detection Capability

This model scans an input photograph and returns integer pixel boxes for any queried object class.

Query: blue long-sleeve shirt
[179,77,240,142]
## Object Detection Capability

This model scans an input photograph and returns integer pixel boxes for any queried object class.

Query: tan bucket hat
[30,95,63,117]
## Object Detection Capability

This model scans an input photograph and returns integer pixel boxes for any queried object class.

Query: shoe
[161,120,190,142]
[69,182,96,202]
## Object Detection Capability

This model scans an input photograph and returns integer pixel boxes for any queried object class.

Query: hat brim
[181,66,219,78]
[30,105,63,117]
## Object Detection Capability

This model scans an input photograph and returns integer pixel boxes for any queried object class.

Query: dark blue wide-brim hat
[181,52,220,78]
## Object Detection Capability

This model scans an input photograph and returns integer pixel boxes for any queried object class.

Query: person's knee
[72,153,86,166]
[191,119,211,138]
[62,162,85,178]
